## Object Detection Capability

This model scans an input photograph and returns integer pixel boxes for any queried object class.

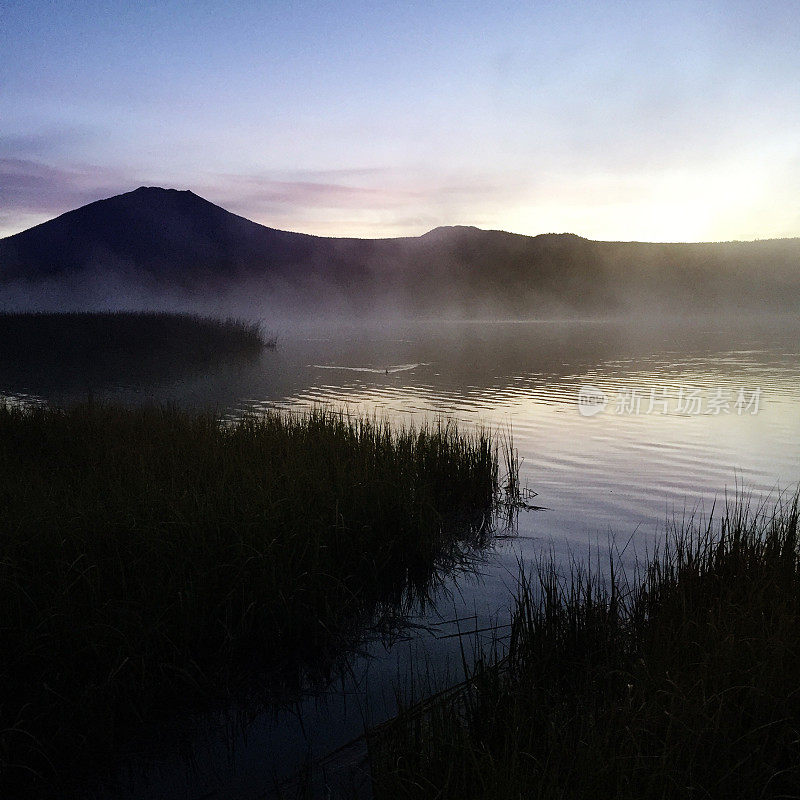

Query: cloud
[216,177,402,210]
[0,127,98,159]
[0,124,132,234]
[0,156,535,239]
[0,160,479,240]
[0,158,142,236]
[167,168,533,237]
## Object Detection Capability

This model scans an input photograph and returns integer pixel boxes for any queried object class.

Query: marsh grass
[0,403,500,796]
[0,312,272,396]
[0,311,269,359]
[370,491,800,799]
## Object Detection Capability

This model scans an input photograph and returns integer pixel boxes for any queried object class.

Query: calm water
[3,317,799,798]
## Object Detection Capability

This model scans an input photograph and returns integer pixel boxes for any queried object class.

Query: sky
[1,0,799,241]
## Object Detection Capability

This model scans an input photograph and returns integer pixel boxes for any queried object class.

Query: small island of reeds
[0,311,277,398]
[0,310,274,363]
[0,403,502,797]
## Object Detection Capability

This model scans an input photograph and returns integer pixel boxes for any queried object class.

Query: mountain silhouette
[1,187,798,317]
[0,187,347,283]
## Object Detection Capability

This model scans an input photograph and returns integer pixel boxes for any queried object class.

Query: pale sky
[2,0,799,241]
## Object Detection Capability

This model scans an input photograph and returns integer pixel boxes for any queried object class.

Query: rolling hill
[1,187,798,318]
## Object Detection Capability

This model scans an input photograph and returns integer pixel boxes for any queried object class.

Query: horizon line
[3,185,799,247]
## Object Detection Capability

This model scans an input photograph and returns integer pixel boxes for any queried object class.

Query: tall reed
[0,403,501,796]
[371,492,800,799]
[0,311,270,357]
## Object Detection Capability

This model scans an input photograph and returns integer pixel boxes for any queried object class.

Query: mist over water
[2,0,799,789]
[3,316,799,797]
[4,313,797,580]
[244,318,800,551]
[4,314,797,587]
[3,187,799,324]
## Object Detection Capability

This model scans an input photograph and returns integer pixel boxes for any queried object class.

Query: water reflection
[3,317,799,797]
[89,510,508,800]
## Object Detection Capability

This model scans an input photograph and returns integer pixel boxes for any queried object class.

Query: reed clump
[0,403,500,795]
[0,310,270,368]
[371,493,800,800]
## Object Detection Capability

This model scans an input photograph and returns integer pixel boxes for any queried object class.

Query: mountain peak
[124,186,203,205]
[421,225,482,238]
[131,186,194,195]
[0,185,275,282]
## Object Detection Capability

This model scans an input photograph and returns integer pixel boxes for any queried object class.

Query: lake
[2,316,799,798]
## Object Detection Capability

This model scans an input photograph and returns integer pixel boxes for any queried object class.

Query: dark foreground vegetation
[370,493,800,799]
[0,310,272,363]
[0,311,275,399]
[0,403,500,796]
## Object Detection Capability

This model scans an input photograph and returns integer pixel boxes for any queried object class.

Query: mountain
[1,187,798,317]
[0,187,365,284]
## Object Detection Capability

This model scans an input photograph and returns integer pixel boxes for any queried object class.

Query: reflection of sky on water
[5,319,799,797]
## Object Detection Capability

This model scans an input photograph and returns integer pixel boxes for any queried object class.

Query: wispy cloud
[0,158,531,238]
[0,158,136,235]
[195,169,532,236]
[0,127,99,159]
[5,154,793,244]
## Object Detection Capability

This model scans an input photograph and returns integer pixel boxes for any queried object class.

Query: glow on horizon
[1,1,799,243]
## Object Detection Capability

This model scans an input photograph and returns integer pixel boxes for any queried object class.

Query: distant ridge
[1,187,798,316]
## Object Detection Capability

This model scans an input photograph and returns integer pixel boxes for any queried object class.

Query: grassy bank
[371,493,800,799]
[0,403,501,796]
